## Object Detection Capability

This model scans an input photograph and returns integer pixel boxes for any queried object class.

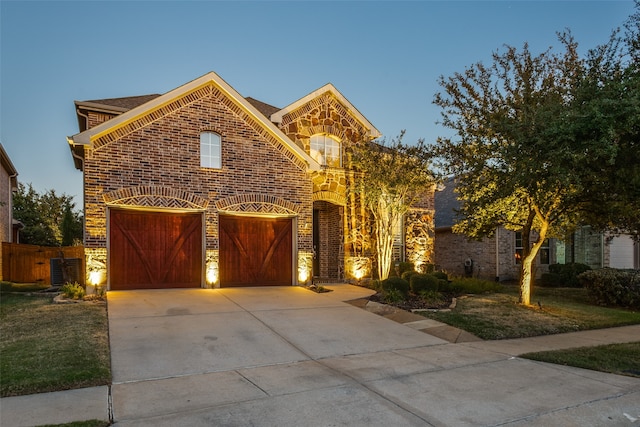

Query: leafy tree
[434,3,640,306]
[12,183,83,246]
[433,34,594,306]
[350,132,435,280]
[575,6,640,236]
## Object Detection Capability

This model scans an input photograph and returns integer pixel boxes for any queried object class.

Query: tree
[350,132,435,280]
[12,183,83,246]
[574,6,640,237]
[433,34,595,306]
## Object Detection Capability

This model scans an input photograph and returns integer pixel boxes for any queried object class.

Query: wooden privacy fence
[1,243,85,285]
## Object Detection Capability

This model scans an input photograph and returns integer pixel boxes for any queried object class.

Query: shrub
[579,268,640,309]
[60,282,85,300]
[380,276,410,297]
[448,277,503,295]
[410,274,439,293]
[401,270,418,281]
[541,263,591,287]
[432,271,448,281]
[421,263,436,274]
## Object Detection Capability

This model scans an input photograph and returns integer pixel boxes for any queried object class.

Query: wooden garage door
[110,209,202,290]
[219,215,292,287]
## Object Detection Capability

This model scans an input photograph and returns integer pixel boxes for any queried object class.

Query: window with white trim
[200,132,221,169]
[310,134,341,167]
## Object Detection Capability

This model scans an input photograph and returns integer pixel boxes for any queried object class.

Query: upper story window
[200,132,221,169]
[310,134,341,168]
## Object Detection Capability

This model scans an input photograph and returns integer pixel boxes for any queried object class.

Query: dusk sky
[0,1,635,202]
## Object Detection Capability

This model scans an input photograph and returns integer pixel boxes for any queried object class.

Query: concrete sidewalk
[1,285,639,427]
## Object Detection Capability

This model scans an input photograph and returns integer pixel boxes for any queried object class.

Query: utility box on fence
[50,258,82,285]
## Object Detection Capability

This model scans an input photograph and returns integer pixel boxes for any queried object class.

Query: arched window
[310,134,341,167]
[200,132,221,169]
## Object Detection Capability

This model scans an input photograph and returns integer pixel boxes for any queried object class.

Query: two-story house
[67,72,435,290]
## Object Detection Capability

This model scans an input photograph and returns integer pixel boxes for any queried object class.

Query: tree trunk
[518,213,549,306]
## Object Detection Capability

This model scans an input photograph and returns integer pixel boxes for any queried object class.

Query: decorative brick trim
[93,86,212,149]
[92,83,308,172]
[216,194,301,215]
[301,125,346,140]
[103,186,209,210]
[313,191,346,206]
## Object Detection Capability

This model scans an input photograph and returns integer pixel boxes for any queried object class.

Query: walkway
[1,285,638,426]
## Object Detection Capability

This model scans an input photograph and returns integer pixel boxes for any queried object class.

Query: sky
[0,0,635,202]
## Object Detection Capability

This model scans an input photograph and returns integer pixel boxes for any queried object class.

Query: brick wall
[0,166,11,243]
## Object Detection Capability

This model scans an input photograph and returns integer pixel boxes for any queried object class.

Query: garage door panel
[219,216,292,287]
[110,210,202,290]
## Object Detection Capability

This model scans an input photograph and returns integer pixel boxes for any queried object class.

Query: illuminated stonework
[345,256,370,280]
[85,248,107,291]
[205,250,219,288]
[405,209,435,272]
[297,251,313,284]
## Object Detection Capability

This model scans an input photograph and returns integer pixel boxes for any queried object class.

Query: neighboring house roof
[75,94,162,114]
[434,177,460,229]
[68,71,320,172]
[271,83,382,139]
[0,144,18,189]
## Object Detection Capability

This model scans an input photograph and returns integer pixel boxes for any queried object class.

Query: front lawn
[0,293,111,397]
[418,286,640,340]
[521,342,640,378]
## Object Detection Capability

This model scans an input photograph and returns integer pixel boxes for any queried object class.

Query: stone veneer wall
[278,93,436,277]
[83,88,313,285]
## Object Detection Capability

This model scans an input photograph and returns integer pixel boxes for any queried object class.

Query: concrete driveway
[108,286,640,426]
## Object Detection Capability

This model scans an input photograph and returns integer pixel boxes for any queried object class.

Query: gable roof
[434,177,461,229]
[271,83,381,139]
[75,94,162,114]
[68,72,320,172]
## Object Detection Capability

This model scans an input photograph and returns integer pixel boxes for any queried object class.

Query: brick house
[435,177,639,281]
[67,72,435,290]
[0,144,20,281]
[0,144,19,245]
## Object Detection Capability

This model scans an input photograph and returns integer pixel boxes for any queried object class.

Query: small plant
[410,274,440,293]
[60,282,85,300]
[383,288,405,304]
[401,270,418,281]
[431,271,448,281]
[380,276,410,297]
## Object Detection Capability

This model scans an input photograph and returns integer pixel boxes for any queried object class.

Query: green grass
[521,342,640,378]
[420,286,640,340]
[0,281,50,292]
[0,293,111,397]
